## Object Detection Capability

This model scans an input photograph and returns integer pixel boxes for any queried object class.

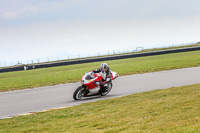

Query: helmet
[100,63,108,72]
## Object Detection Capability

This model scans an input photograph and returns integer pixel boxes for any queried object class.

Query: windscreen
[85,74,95,80]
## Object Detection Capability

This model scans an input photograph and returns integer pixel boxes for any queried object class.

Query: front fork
[83,86,90,96]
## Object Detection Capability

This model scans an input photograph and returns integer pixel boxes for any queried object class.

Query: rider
[92,63,112,90]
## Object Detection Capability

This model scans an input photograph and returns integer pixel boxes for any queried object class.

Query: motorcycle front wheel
[100,83,112,96]
[73,86,86,100]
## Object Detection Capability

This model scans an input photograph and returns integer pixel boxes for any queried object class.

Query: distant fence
[1,46,200,73]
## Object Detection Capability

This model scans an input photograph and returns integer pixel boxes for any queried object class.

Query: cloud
[1,11,17,19]
[0,0,65,20]
[1,7,38,19]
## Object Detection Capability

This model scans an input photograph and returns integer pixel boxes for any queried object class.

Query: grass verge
[0,50,200,92]
[0,84,199,132]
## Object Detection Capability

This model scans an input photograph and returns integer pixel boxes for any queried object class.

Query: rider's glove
[106,77,111,82]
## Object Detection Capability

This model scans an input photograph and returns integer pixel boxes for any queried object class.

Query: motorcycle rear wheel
[73,86,86,100]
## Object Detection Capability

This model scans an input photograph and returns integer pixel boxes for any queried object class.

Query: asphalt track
[1,67,200,119]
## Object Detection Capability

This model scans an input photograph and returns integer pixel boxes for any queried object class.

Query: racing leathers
[92,67,112,85]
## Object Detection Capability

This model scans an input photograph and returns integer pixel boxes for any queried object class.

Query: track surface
[1,67,200,119]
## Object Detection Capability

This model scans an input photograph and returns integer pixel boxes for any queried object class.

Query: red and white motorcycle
[73,71,118,100]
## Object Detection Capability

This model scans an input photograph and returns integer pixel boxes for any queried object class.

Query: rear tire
[100,83,112,96]
[73,86,86,100]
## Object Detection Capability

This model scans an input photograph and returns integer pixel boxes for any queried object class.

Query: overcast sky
[0,0,200,66]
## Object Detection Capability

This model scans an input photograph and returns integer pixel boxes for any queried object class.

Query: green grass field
[1,50,200,92]
[0,83,199,132]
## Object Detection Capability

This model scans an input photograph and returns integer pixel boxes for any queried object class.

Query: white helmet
[100,63,108,72]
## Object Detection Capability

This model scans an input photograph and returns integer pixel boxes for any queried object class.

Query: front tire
[100,83,112,96]
[73,86,86,100]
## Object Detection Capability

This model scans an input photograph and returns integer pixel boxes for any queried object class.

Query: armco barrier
[1,46,200,73]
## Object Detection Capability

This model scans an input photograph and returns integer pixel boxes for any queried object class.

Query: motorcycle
[73,71,118,100]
